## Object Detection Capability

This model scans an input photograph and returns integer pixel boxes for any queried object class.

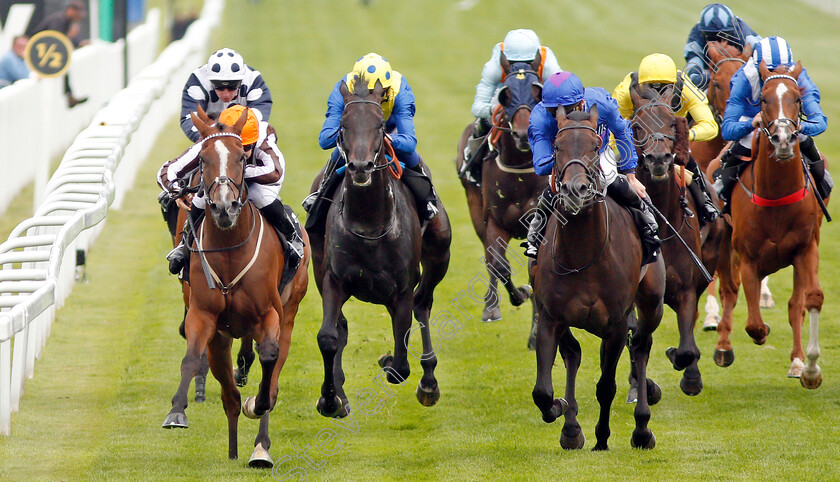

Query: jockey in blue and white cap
[716,36,831,212]
[683,3,761,90]
[522,72,660,263]
[458,29,563,185]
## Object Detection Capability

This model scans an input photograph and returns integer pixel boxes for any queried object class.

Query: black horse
[456,55,546,345]
[629,82,724,396]
[531,106,666,450]
[308,76,452,417]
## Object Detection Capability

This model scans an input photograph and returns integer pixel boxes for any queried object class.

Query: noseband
[199,132,248,213]
[759,74,802,140]
[552,124,606,203]
[633,102,676,161]
[336,99,402,178]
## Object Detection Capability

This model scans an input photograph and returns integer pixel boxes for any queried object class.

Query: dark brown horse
[531,106,665,450]
[713,61,825,388]
[308,77,451,418]
[162,107,311,467]
[456,56,545,330]
[630,82,724,396]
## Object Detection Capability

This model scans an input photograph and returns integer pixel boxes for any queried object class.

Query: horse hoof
[162,412,188,429]
[527,334,536,351]
[714,349,735,367]
[234,368,248,387]
[248,442,273,468]
[801,371,823,390]
[194,375,206,403]
[702,314,720,331]
[242,396,264,419]
[509,284,532,307]
[680,374,703,396]
[560,431,585,450]
[787,358,804,378]
[337,398,351,418]
[631,430,656,450]
[665,347,679,370]
[416,381,440,407]
[647,380,662,405]
[760,293,775,309]
[625,386,638,404]
[316,395,343,418]
[592,442,609,451]
[194,391,205,403]
[377,353,393,368]
[481,306,502,323]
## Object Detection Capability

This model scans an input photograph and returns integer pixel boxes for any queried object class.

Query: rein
[708,57,745,125]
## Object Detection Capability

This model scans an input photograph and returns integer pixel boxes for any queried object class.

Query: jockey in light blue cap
[522,71,660,263]
[715,36,831,213]
[683,3,761,90]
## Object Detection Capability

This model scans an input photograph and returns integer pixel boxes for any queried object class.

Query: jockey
[303,53,438,229]
[523,71,660,262]
[159,105,304,277]
[179,48,273,142]
[459,29,563,186]
[683,3,761,90]
[613,53,720,223]
[717,36,831,213]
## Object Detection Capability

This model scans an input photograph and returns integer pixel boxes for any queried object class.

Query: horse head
[629,83,689,181]
[551,105,604,214]
[338,75,387,187]
[498,53,543,151]
[191,105,249,229]
[706,41,752,125]
[758,60,803,161]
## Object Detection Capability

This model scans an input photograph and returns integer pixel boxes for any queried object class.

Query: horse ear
[629,81,644,108]
[232,106,249,136]
[706,41,723,64]
[758,60,771,80]
[531,82,543,103]
[530,50,542,72]
[196,104,212,124]
[500,52,511,74]
[741,43,753,61]
[372,78,385,101]
[191,107,211,139]
[791,60,803,79]
[555,106,566,126]
[340,78,353,102]
[588,104,599,129]
[674,116,690,165]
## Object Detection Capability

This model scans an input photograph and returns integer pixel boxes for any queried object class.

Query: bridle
[707,56,745,126]
[336,99,402,178]
[632,101,676,160]
[491,67,540,143]
[551,123,606,209]
[198,132,248,215]
[759,74,802,142]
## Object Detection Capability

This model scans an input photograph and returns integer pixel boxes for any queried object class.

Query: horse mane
[674,116,690,165]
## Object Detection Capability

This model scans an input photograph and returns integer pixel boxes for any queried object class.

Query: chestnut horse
[162,107,311,467]
[713,61,825,388]
[309,76,451,418]
[691,41,775,329]
[456,56,545,333]
[630,82,724,396]
[531,106,665,450]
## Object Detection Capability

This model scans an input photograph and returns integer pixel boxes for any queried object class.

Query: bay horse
[713,61,825,388]
[309,76,451,418]
[531,106,665,450]
[630,82,724,396]
[456,54,545,338]
[691,41,775,329]
[162,106,311,467]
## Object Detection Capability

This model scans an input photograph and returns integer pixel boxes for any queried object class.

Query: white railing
[0,0,225,436]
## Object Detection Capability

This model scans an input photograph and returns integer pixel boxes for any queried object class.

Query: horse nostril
[347,163,357,172]
[771,135,780,145]
[365,161,375,171]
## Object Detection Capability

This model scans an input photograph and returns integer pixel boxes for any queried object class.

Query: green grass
[3,0,840,479]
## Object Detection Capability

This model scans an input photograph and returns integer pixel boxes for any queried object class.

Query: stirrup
[521,241,539,259]
[423,201,439,221]
[301,192,319,213]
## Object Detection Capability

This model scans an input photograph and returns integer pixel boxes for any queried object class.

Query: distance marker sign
[24,30,74,78]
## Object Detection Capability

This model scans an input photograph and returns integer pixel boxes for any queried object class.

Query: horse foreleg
[739,259,769,345]
[629,317,656,450]
[246,308,282,420]
[486,223,531,310]
[317,274,349,418]
[556,328,581,449]
[531,310,565,427]
[760,276,775,308]
[703,278,721,331]
[714,230,739,366]
[234,336,255,387]
[593,320,626,451]
[411,276,440,408]
[162,309,216,429]
[382,294,414,383]
[206,332,240,460]
[791,244,823,388]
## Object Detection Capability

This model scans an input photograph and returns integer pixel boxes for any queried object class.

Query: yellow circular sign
[24,30,74,78]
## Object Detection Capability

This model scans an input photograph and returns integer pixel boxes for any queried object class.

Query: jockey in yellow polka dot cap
[612,53,720,223]
[304,53,438,230]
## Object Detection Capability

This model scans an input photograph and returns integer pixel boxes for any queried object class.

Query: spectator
[0,35,30,88]
[27,0,89,107]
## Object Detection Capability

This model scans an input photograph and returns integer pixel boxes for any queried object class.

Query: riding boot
[303,166,343,234]
[520,187,555,259]
[714,146,751,214]
[459,118,491,187]
[259,198,304,272]
[402,164,439,222]
[800,136,833,199]
[607,175,661,265]
[167,207,203,276]
[686,159,720,224]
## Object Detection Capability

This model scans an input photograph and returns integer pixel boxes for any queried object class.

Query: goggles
[212,80,241,92]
